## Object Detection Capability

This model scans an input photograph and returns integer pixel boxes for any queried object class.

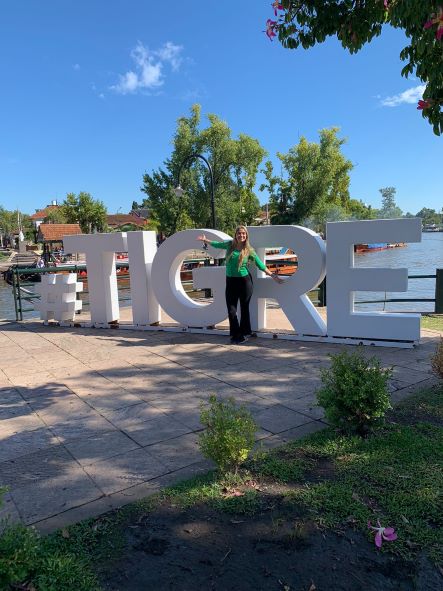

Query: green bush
[316,350,392,436]
[0,522,99,590]
[199,395,257,473]
[0,523,40,589]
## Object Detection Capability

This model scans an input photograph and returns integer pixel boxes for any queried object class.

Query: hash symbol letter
[34,273,83,323]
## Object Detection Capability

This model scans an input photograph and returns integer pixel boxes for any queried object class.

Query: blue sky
[0,0,441,217]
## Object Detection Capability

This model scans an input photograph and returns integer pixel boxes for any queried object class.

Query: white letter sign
[326,219,421,342]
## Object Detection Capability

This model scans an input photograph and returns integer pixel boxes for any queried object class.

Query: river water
[1,233,442,320]
[353,232,442,312]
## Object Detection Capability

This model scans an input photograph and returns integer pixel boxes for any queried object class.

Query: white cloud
[156,41,183,71]
[111,41,183,95]
[380,84,426,107]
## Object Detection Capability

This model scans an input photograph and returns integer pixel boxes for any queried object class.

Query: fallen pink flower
[417,99,431,110]
[265,18,278,40]
[368,520,397,548]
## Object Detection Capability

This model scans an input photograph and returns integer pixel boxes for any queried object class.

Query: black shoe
[245,332,257,338]
[231,335,246,344]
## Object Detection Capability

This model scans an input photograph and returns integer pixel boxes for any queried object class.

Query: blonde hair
[227,225,254,269]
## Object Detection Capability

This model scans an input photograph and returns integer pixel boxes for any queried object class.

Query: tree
[415,207,440,225]
[269,1,443,135]
[260,127,353,226]
[140,104,267,236]
[0,207,34,246]
[378,186,403,218]
[44,208,67,224]
[62,192,107,233]
[347,198,375,219]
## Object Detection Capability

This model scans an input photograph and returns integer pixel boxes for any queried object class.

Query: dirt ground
[97,491,441,591]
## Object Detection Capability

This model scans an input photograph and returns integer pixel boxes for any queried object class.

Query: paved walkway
[0,319,440,533]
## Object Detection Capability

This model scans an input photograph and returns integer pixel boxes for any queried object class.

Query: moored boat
[354,242,406,253]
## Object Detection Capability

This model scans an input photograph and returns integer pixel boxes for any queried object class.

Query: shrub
[0,522,99,591]
[430,337,443,379]
[0,523,40,589]
[316,350,392,436]
[199,395,257,473]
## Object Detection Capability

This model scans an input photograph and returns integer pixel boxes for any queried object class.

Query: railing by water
[6,264,442,322]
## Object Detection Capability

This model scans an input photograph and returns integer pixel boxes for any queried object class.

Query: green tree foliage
[0,208,34,244]
[62,192,107,233]
[140,104,267,236]
[261,127,353,227]
[378,186,403,218]
[416,207,441,225]
[272,1,443,134]
[44,208,67,224]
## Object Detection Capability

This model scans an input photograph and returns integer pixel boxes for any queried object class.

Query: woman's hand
[272,273,284,284]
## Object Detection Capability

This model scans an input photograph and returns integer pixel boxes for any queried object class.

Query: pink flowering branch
[272,1,284,16]
[265,18,278,41]
[424,8,443,41]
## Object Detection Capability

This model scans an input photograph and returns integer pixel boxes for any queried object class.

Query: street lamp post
[174,153,216,229]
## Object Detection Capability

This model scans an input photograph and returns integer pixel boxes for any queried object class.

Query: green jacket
[210,240,267,277]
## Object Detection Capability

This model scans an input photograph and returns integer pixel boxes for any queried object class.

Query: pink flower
[272,1,283,16]
[417,99,431,110]
[383,0,389,8]
[368,520,397,548]
[265,18,278,41]
[424,10,443,40]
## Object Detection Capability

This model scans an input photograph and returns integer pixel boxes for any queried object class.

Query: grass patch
[421,315,443,332]
[247,448,311,482]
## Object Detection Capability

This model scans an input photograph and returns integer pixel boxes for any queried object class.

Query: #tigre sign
[62,219,422,346]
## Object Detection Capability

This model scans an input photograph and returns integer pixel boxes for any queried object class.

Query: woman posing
[197,226,283,344]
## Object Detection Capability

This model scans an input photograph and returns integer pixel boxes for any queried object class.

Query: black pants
[225,275,253,339]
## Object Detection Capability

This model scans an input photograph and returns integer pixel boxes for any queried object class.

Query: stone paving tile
[0,445,82,489]
[82,447,167,495]
[12,473,103,525]
[253,404,313,434]
[75,389,143,412]
[0,427,60,463]
[163,408,204,432]
[64,430,141,466]
[0,398,31,419]
[277,420,327,442]
[48,413,117,442]
[8,372,56,387]
[389,366,432,390]
[0,387,23,404]
[101,401,166,428]
[15,383,74,402]
[122,414,192,447]
[390,377,441,404]
[0,492,21,526]
[276,393,325,420]
[1,412,48,437]
[29,395,94,424]
[146,432,202,472]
